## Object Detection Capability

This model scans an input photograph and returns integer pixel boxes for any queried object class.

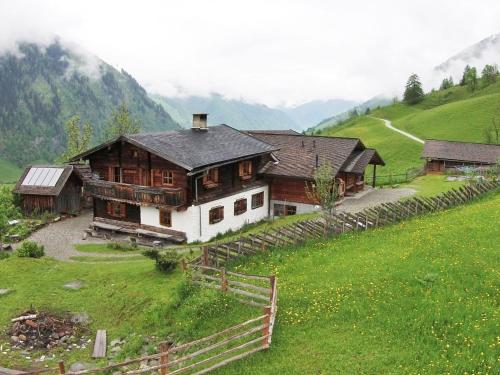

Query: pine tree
[103,102,141,140]
[403,74,424,105]
[465,67,478,92]
[481,64,498,87]
[460,65,471,86]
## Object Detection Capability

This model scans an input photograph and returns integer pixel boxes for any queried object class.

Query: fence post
[269,275,276,304]
[202,246,209,266]
[181,258,187,272]
[221,267,228,292]
[159,342,171,375]
[262,306,271,348]
[58,361,66,374]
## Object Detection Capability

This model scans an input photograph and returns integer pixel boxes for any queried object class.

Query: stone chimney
[192,113,208,131]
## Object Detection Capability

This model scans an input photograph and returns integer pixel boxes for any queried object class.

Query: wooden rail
[20,268,278,375]
[187,180,499,267]
[85,180,185,207]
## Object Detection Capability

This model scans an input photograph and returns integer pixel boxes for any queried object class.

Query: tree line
[403,63,499,105]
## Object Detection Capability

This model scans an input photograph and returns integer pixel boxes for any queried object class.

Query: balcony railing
[85,180,185,207]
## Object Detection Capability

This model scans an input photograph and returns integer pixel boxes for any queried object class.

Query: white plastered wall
[140,185,269,243]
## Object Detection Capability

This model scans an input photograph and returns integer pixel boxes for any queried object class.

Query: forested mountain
[151,94,299,131]
[279,99,358,129]
[0,41,179,166]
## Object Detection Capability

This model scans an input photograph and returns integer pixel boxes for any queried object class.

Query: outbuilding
[422,140,500,173]
[13,165,85,214]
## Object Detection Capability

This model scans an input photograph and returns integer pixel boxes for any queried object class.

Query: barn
[13,165,85,214]
[422,140,500,173]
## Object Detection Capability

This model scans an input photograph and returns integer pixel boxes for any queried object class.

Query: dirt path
[371,116,425,144]
[14,211,133,262]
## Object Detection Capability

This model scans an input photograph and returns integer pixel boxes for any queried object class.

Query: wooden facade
[14,166,84,214]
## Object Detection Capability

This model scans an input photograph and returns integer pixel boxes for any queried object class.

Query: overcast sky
[1,0,499,106]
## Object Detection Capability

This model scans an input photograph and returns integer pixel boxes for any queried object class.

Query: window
[162,170,174,186]
[239,161,253,180]
[113,167,121,183]
[209,206,224,224]
[273,204,297,217]
[251,192,264,209]
[203,168,219,188]
[106,201,126,218]
[159,208,172,227]
[234,198,247,215]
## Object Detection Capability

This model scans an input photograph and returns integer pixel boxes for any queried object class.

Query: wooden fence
[364,167,425,186]
[189,180,499,267]
[19,268,278,375]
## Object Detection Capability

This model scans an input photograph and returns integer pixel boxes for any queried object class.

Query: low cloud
[1,0,500,106]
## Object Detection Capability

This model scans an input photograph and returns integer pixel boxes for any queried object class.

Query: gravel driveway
[15,211,111,261]
[338,187,416,213]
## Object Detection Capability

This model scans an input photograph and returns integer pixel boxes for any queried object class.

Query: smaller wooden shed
[422,140,500,173]
[13,165,84,214]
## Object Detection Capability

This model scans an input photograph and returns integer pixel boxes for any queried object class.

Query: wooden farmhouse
[422,140,500,173]
[13,165,86,214]
[70,114,384,243]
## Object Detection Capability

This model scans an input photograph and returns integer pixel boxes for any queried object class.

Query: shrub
[107,242,137,251]
[17,240,45,258]
[143,249,180,274]
[0,251,10,260]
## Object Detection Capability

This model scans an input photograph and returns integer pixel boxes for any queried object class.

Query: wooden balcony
[85,180,185,207]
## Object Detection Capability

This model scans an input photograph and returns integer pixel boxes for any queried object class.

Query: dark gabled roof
[245,129,301,135]
[13,165,81,196]
[342,149,385,174]
[70,125,278,171]
[250,133,384,179]
[422,140,500,164]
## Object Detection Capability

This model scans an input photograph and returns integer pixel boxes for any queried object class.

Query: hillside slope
[218,191,500,374]
[152,94,299,130]
[0,41,179,167]
[323,81,500,176]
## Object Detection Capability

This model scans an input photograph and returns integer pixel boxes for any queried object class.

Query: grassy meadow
[322,116,423,176]
[0,159,22,184]
[216,191,500,374]
[1,188,498,373]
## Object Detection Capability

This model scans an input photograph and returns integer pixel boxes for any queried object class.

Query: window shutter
[248,161,253,174]
[120,203,126,217]
[106,202,112,215]
[214,168,219,182]
[239,162,243,176]
[203,174,208,184]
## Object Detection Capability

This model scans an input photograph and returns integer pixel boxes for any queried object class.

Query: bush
[107,242,137,251]
[17,240,45,258]
[0,251,10,260]
[143,249,180,273]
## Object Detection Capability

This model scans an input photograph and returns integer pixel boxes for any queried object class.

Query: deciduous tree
[103,102,140,140]
[59,116,92,162]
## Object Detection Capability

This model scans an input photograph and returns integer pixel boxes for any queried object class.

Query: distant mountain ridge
[279,99,358,130]
[151,94,300,131]
[310,95,392,131]
[0,41,179,166]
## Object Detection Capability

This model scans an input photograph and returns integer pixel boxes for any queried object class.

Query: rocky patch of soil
[8,310,89,352]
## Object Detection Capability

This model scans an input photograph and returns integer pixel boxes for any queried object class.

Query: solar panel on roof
[21,167,65,187]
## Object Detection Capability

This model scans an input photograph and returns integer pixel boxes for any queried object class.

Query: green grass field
[323,116,423,176]
[1,191,498,372]
[0,159,22,183]
[401,175,466,197]
[393,93,500,143]
[324,82,500,179]
[216,191,500,374]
